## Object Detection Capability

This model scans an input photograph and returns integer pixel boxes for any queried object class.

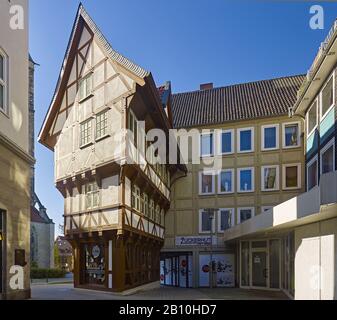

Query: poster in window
[160,260,165,285]
[165,258,172,286]
[199,254,235,287]
[179,255,187,288]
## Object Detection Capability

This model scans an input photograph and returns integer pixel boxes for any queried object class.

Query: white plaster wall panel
[82,215,89,229]
[78,98,93,122]
[59,129,73,157]
[53,111,67,134]
[73,215,80,229]
[111,107,122,135]
[79,26,92,48]
[68,59,77,84]
[56,155,72,179]
[67,83,77,106]
[61,94,67,111]
[65,216,71,231]
[65,194,71,214]
[105,77,127,104]
[149,222,154,235]
[92,212,99,226]
[125,209,131,226]
[94,63,105,88]
[123,74,134,90]
[93,40,105,65]
[106,61,117,79]
[101,175,119,207]
[82,45,92,75]
[125,177,131,207]
[72,124,79,153]
[132,214,140,228]
[72,187,80,213]
[102,209,119,225]
[74,147,91,171]
[80,185,86,211]
[77,54,86,77]
[93,86,105,110]
[144,221,149,233]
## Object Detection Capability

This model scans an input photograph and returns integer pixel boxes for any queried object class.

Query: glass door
[251,251,268,288]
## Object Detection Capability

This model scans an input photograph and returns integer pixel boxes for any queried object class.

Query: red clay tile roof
[171,75,305,128]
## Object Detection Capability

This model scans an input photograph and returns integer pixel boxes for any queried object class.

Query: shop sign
[175,236,216,246]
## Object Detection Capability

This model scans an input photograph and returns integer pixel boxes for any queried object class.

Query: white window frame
[199,209,216,234]
[200,131,214,157]
[320,72,335,121]
[237,167,255,193]
[320,138,335,176]
[261,165,279,192]
[79,72,93,102]
[282,163,301,190]
[95,109,109,140]
[218,208,235,232]
[80,118,93,147]
[306,100,318,138]
[218,169,234,194]
[237,207,255,224]
[261,124,279,151]
[237,127,254,153]
[0,48,8,115]
[199,170,215,195]
[218,129,234,155]
[306,156,318,191]
[282,121,301,149]
[261,206,273,214]
[132,185,141,212]
[84,181,100,210]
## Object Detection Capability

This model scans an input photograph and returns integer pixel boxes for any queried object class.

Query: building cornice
[0,132,35,165]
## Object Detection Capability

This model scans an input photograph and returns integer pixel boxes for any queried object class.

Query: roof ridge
[172,74,306,96]
[79,5,150,78]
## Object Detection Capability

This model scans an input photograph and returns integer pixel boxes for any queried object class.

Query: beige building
[161,78,306,289]
[0,0,32,300]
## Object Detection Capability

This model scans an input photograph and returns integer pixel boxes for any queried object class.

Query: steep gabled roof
[38,3,150,148]
[171,75,305,128]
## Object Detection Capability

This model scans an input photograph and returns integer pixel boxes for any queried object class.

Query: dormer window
[0,49,8,114]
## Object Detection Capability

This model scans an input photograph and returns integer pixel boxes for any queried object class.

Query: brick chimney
[200,83,213,91]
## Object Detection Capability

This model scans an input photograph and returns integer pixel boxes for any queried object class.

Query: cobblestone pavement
[31,284,289,300]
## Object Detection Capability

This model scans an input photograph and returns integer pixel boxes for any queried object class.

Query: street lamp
[206,208,217,289]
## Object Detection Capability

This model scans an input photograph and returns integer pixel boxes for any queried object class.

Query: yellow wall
[164,115,305,249]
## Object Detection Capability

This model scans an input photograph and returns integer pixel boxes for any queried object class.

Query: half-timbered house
[38,4,184,292]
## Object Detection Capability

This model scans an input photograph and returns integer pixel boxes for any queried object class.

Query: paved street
[31,284,288,300]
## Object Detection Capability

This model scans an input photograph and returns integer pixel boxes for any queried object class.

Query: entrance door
[252,251,268,288]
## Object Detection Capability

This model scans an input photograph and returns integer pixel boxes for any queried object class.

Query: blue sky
[29,0,337,235]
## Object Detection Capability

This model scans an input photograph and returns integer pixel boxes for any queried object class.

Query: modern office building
[222,20,337,300]
[0,0,32,300]
[161,78,306,289]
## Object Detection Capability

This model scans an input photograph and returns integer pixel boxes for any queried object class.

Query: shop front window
[83,243,105,286]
